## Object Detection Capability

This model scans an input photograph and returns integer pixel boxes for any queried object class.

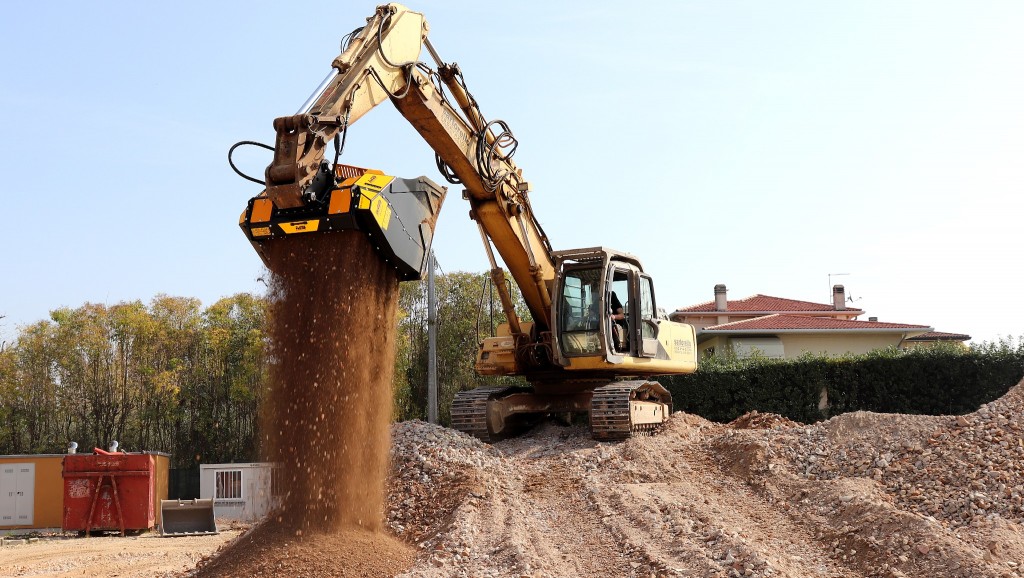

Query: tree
[139,295,203,462]
[0,295,270,468]
[0,269,539,461]
[195,293,267,464]
[394,271,530,424]
[12,321,59,453]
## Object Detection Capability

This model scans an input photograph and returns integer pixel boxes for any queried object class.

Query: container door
[246,476,256,521]
[0,464,15,525]
[15,464,34,526]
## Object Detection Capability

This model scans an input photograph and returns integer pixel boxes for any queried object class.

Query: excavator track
[451,386,514,443]
[590,381,672,441]
[453,381,672,442]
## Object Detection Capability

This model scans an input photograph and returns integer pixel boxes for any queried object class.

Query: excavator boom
[251,3,555,328]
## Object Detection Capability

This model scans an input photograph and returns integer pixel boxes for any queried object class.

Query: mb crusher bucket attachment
[160,499,218,536]
[240,164,447,281]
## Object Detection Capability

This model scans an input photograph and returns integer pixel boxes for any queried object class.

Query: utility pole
[427,252,438,424]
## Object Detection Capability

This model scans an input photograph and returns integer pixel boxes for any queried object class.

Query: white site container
[198,463,280,522]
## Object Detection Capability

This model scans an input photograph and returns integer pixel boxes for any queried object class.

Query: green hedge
[660,341,1024,424]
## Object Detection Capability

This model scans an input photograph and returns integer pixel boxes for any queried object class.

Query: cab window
[559,268,602,355]
[639,275,656,340]
[609,269,631,353]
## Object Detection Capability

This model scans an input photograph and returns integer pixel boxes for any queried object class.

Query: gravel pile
[377,381,1024,578]
[728,410,800,430]
[778,383,1024,530]
[387,420,504,542]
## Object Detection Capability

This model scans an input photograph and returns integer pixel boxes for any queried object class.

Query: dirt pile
[189,523,414,578]
[728,410,799,430]
[771,380,1024,576]
[381,379,1024,578]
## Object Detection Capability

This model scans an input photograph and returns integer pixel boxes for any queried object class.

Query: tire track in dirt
[588,425,864,577]
[397,428,662,577]
[514,455,639,576]
[400,422,856,577]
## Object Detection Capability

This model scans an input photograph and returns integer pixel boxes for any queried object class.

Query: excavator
[234,3,698,442]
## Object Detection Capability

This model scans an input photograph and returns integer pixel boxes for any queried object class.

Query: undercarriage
[450,380,673,442]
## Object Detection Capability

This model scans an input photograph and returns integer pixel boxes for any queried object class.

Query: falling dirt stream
[193,231,415,577]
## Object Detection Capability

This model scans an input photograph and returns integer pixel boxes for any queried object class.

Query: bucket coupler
[240,164,447,281]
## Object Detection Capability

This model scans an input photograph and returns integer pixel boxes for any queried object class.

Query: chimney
[714,284,728,311]
[832,285,846,311]
[869,316,878,322]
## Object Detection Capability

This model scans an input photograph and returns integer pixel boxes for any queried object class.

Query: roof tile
[904,331,972,341]
[675,294,864,314]
[703,314,931,332]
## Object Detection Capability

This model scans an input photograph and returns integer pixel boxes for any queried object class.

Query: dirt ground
[0,529,242,577]
[5,378,1023,578]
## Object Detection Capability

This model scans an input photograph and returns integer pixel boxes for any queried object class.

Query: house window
[215,470,242,500]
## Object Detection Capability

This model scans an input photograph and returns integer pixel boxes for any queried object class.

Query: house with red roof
[670,284,969,359]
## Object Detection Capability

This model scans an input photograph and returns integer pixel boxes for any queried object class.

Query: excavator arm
[263,5,425,208]
[255,3,555,331]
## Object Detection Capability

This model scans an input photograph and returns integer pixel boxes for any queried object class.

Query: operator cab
[554,247,661,362]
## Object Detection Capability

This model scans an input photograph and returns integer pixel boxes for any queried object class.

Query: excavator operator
[610,291,628,352]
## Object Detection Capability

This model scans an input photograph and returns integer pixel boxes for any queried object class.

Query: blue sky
[1,1,1022,345]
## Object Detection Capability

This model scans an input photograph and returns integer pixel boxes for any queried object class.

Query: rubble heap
[383,380,1024,578]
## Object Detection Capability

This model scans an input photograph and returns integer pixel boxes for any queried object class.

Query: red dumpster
[63,450,156,535]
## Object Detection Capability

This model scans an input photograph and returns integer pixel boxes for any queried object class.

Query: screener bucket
[160,499,218,536]
[240,164,447,282]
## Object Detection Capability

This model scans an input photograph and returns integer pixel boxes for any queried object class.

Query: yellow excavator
[234,3,698,441]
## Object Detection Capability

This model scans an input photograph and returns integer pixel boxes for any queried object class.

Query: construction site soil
[5,378,1023,577]
[382,379,1024,578]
